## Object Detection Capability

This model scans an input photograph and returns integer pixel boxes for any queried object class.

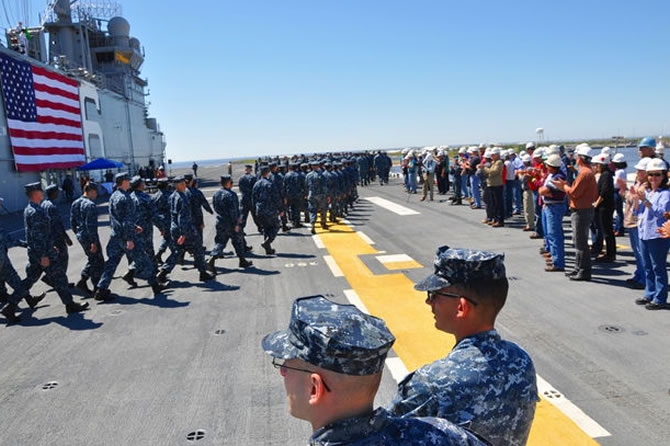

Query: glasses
[272,358,331,392]
[647,172,663,177]
[426,290,479,306]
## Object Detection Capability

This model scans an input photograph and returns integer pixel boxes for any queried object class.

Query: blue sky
[20,1,670,160]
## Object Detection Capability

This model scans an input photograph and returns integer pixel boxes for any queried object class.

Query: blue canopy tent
[77,158,124,171]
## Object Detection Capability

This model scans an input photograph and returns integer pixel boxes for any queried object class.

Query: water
[168,157,250,170]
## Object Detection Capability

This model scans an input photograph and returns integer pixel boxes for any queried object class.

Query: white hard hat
[490,147,501,155]
[655,143,665,155]
[521,154,532,163]
[545,146,560,156]
[601,147,612,155]
[545,154,562,168]
[401,148,409,155]
[532,148,544,159]
[483,150,492,158]
[525,142,536,150]
[646,158,667,171]
[634,158,651,171]
[520,150,527,157]
[458,147,467,154]
[575,144,593,158]
[612,153,626,163]
[478,143,486,149]
[468,146,478,153]
[593,154,610,165]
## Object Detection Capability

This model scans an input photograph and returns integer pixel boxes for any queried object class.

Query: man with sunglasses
[389,247,538,446]
[262,295,489,446]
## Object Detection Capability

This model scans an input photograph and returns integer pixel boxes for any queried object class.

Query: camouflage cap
[184,173,194,181]
[414,246,506,292]
[262,295,395,376]
[172,175,185,184]
[24,182,42,193]
[130,175,144,188]
[114,172,130,183]
[45,183,59,193]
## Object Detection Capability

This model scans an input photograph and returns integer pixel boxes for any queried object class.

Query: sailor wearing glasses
[389,247,538,446]
[262,295,490,446]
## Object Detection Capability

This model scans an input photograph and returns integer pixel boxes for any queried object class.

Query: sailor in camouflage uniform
[185,174,213,242]
[282,162,306,228]
[389,246,538,446]
[262,295,489,446]
[70,181,104,296]
[305,160,329,234]
[0,223,46,324]
[122,176,159,287]
[206,175,253,272]
[238,164,259,232]
[157,176,215,283]
[21,183,88,315]
[94,173,164,302]
[152,178,172,265]
[269,161,290,232]
[252,166,281,255]
[40,184,74,287]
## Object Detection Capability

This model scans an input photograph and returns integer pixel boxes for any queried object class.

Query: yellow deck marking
[316,223,601,445]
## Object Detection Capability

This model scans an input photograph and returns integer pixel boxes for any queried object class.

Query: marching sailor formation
[0,153,370,324]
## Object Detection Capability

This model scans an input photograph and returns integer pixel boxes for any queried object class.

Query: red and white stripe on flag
[0,53,85,172]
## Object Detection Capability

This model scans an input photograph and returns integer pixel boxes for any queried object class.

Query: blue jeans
[512,179,523,213]
[461,175,470,199]
[628,227,644,284]
[533,191,544,236]
[470,175,481,207]
[504,182,513,218]
[407,169,417,193]
[544,203,566,268]
[639,237,670,304]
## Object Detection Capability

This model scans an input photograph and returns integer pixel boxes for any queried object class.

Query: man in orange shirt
[554,144,598,281]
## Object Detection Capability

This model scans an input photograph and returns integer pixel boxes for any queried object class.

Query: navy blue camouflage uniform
[390,247,538,446]
[238,171,258,231]
[282,166,306,226]
[97,189,158,291]
[252,175,281,246]
[160,189,208,275]
[209,186,246,260]
[187,183,213,241]
[42,196,72,280]
[70,194,104,286]
[305,166,328,229]
[152,184,172,260]
[262,295,489,446]
[0,227,28,304]
[131,188,158,266]
[23,202,76,306]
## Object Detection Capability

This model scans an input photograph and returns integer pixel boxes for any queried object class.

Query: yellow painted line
[317,222,601,446]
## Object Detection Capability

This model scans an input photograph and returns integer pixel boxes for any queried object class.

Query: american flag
[0,53,85,172]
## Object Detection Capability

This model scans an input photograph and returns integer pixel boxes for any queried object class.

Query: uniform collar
[310,408,387,445]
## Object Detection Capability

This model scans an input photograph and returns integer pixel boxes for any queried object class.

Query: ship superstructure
[0,0,165,212]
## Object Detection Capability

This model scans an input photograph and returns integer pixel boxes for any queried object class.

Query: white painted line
[376,254,415,264]
[364,196,420,216]
[385,357,410,383]
[312,234,325,249]
[323,255,344,277]
[341,218,352,225]
[343,289,369,314]
[536,375,611,438]
[357,231,375,245]
[376,250,387,254]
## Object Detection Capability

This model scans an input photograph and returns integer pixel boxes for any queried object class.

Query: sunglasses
[647,172,664,177]
[426,290,479,306]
